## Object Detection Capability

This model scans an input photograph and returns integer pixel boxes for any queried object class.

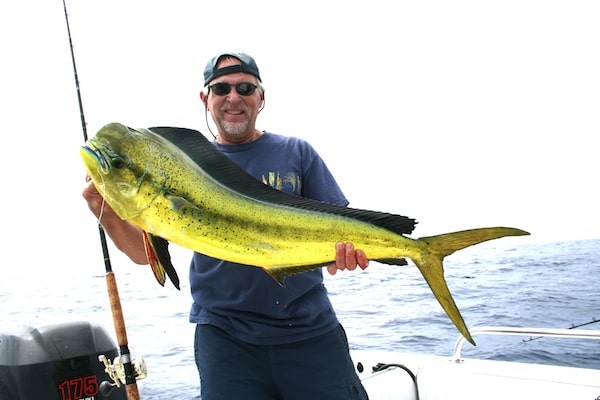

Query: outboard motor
[0,321,127,399]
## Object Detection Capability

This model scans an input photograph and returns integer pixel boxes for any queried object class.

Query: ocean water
[2,238,599,399]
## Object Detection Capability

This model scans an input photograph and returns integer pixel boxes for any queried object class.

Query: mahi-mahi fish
[80,122,529,345]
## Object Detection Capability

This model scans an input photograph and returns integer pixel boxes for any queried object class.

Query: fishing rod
[62,1,144,398]
[522,317,600,343]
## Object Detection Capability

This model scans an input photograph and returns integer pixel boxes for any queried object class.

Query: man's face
[204,58,263,141]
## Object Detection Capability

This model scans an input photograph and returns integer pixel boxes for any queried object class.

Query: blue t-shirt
[188,132,348,345]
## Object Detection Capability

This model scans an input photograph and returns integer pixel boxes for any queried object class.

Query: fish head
[80,122,159,220]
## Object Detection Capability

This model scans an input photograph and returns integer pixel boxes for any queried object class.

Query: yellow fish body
[80,123,529,345]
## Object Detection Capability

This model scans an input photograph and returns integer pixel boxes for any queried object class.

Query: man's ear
[200,91,209,110]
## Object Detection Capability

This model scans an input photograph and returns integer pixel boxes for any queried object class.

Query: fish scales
[80,122,530,345]
[103,125,411,268]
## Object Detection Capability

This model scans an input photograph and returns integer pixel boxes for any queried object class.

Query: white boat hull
[352,327,600,400]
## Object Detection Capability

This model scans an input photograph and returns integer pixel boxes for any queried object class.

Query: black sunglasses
[208,82,258,96]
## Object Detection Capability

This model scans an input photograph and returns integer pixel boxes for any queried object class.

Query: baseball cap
[203,52,261,86]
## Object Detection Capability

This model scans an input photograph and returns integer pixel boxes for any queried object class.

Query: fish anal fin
[264,261,337,287]
[374,258,408,266]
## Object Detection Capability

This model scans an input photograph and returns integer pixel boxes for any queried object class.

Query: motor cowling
[0,321,126,399]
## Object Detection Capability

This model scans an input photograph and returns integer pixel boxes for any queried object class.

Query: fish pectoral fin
[142,232,181,290]
[373,258,408,266]
[166,194,201,212]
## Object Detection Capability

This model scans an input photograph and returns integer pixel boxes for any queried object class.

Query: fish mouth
[80,140,130,174]
[81,145,110,173]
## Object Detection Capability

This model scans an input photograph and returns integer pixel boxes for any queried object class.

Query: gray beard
[221,120,250,136]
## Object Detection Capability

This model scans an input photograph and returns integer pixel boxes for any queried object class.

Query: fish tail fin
[414,227,530,346]
[143,232,181,290]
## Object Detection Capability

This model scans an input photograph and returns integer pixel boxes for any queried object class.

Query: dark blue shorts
[194,323,368,400]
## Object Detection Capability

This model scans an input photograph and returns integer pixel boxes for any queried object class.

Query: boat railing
[452,326,600,362]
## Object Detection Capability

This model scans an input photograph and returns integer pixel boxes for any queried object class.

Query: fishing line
[62,1,141,398]
[98,197,107,224]
[95,176,107,223]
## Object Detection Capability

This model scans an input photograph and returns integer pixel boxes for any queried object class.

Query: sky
[1,0,599,285]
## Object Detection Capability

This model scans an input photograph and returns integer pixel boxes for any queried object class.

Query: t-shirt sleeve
[298,140,349,207]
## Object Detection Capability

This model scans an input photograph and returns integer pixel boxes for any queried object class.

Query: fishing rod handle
[126,383,141,400]
[106,272,129,345]
[106,272,141,399]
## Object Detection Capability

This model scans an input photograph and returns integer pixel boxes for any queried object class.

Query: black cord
[370,362,420,400]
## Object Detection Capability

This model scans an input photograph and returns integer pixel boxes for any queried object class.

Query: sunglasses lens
[236,83,256,96]
[209,82,257,96]
[211,82,231,96]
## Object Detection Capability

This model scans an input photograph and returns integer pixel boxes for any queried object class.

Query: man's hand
[326,242,369,275]
[82,177,149,264]
[82,177,110,219]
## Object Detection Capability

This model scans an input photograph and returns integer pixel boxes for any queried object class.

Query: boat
[352,326,600,400]
[1,322,599,399]
[0,321,130,399]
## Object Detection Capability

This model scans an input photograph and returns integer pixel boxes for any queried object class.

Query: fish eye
[99,144,129,170]
[111,155,128,169]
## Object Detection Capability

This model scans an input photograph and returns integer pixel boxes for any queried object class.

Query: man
[83,52,369,399]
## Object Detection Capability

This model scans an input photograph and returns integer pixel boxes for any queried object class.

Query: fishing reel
[98,353,147,396]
